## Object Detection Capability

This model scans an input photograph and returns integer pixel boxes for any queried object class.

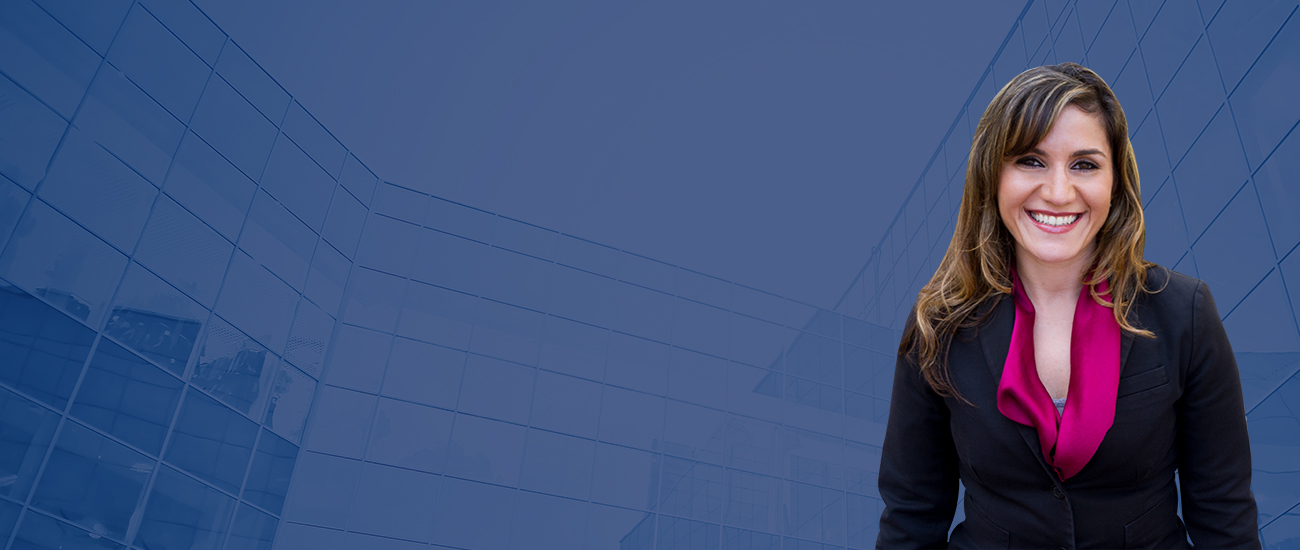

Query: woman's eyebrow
[1025,147,1107,158]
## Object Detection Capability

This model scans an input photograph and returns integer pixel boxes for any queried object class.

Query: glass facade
[0,0,1296,549]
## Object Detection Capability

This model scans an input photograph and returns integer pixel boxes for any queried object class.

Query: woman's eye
[1016,157,1044,167]
[1073,160,1099,171]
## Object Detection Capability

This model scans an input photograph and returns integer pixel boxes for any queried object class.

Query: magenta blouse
[996,270,1121,480]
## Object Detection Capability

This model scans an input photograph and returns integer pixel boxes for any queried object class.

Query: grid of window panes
[0,0,369,547]
[6,0,1299,547]
[0,0,910,548]
[831,0,1300,544]
[275,178,901,549]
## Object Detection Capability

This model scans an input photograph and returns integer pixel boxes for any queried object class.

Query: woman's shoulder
[1132,262,1209,323]
[1141,263,1194,292]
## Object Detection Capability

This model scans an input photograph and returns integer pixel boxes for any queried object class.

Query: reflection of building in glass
[192,346,269,415]
[104,306,202,374]
[0,284,96,411]
[1,0,1299,548]
[33,288,90,322]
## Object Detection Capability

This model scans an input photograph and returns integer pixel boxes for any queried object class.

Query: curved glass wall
[0,0,1297,548]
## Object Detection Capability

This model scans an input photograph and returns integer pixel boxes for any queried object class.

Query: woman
[876,63,1259,549]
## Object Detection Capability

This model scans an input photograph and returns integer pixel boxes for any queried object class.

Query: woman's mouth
[1027,210,1082,233]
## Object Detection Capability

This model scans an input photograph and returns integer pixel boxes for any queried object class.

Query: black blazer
[876,266,1259,549]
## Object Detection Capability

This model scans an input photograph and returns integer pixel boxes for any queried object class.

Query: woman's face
[998,104,1113,273]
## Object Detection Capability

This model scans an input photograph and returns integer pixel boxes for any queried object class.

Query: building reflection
[192,347,268,416]
[103,306,201,375]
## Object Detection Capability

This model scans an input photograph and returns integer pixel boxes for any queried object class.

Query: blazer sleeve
[1177,281,1260,548]
[876,317,960,549]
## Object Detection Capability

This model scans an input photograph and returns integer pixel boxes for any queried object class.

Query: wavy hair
[901,62,1156,400]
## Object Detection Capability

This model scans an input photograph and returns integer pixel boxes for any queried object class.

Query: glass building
[0,0,1296,548]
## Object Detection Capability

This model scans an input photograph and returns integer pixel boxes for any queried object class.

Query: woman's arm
[1177,281,1259,548]
[876,324,960,549]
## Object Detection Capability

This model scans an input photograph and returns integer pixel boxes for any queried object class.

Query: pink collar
[996,269,1121,480]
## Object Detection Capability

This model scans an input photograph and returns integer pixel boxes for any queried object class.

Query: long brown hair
[901,62,1155,400]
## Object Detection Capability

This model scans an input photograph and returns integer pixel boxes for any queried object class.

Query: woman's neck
[1014,249,1093,306]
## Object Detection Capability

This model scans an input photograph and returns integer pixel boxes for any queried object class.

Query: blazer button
[1051,486,1065,499]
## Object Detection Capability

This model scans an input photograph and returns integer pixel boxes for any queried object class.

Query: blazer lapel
[977,292,1058,481]
[978,294,1014,384]
[1119,325,1135,376]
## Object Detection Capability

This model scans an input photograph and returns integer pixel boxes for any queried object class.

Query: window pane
[30,421,153,541]
[134,465,235,550]
[70,338,182,456]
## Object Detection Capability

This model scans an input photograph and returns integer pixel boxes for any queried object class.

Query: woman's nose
[1040,168,1076,205]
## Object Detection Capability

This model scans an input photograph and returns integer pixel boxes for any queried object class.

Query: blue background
[0,0,1298,548]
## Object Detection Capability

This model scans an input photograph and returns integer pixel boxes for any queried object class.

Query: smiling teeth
[1030,212,1079,226]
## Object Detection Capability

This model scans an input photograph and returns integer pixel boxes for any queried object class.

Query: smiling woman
[998,105,1112,272]
[876,63,1260,549]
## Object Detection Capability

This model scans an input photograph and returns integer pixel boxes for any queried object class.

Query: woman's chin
[1015,245,1090,267]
